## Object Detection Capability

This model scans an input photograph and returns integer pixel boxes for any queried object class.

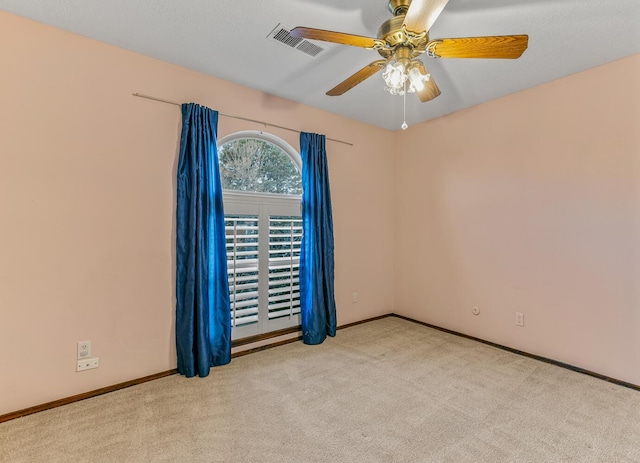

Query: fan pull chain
[401,80,408,130]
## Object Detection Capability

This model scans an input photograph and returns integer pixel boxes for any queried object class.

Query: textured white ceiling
[1,0,639,130]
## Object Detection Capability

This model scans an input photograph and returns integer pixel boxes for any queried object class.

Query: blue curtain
[175,103,231,377]
[299,132,337,345]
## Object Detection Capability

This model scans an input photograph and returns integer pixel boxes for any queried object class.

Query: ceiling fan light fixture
[407,66,426,92]
[382,60,407,94]
[383,58,430,95]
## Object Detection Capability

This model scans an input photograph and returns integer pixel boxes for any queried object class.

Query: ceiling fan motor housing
[377,15,428,59]
[388,0,411,15]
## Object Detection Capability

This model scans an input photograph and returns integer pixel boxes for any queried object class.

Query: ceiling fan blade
[429,35,529,59]
[403,0,450,35]
[415,63,441,102]
[290,27,380,49]
[326,60,386,96]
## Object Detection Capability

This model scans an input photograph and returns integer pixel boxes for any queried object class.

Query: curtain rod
[132,93,353,147]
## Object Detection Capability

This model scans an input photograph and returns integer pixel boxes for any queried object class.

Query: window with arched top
[218,131,302,340]
[219,134,302,195]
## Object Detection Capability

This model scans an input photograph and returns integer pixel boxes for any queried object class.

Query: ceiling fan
[291,0,529,103]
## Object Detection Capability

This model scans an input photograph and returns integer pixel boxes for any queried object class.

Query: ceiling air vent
[267,24,325,57]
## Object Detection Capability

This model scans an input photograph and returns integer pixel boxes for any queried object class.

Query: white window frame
[218,131,302,340]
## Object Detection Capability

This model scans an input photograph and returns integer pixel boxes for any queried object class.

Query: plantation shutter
[268,215,302,320]
[226,215,260,328]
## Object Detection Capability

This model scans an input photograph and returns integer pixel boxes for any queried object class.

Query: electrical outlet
[77,340,91,359]
[77,357,99,372]
[515,312,525,327]
[352,292,358,303]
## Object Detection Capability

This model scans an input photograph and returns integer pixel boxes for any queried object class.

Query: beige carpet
[1,317,639,462]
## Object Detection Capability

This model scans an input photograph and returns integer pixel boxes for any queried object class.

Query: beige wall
[0,12,394,415]
[2,10,638,415]
[394,54,640,386]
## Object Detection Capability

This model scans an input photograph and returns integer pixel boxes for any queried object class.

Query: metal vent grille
[295,40,323,57]
[268,24,325,57]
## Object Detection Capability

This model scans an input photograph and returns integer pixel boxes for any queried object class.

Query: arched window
[219,131,302,340]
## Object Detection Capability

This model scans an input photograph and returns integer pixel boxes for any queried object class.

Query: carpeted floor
[1,317,639,462]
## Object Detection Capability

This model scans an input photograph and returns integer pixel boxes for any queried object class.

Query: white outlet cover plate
[77,357,99,372]
[77,340,92,359]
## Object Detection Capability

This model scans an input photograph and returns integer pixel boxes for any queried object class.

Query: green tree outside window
[219,138,302,195]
